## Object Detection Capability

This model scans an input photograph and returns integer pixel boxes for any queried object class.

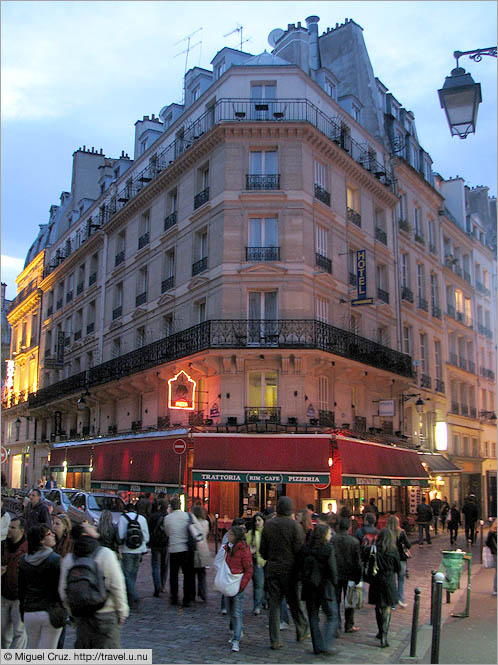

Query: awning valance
[192,434,331,484]
[50,445,92,471]
[418,453,462,474]
[331,437,430,487]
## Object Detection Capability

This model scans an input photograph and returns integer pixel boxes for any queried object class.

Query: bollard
[409,587,421,657]
[430,572,445,664]
[214,513,219,553]
[446,589,451,604]
[479,520,484,563]
[430,569,436,625]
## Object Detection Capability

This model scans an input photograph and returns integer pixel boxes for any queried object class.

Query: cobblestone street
[63,529,492,663]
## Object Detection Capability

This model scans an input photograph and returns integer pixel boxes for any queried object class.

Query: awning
[49,445,92,472]
[91,481,178,494]
[418,453,462,474]
[331,436,430,487]
[192,434,331,484]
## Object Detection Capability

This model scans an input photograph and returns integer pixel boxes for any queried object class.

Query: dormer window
[140,138,148,155]
[215,60,226,79]
[192,85,200,102]
[324,79,336,100]
[352,104,361,122]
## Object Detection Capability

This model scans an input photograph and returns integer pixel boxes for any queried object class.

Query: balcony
[56,299,63,310]
[348,272,357,287]
[420,374,432,388]
[47,306,53,317]
[463,271,472,284]
[429,243,437,255]
[401,286,414,303]
[115,251,125,267]
[89,272,97,286]
[469,406,477,418]
[347,207,361,227]
[414,233,425,246]
[192,257,208,276]
[435,378,445,393]
[246,174,280,191]
[398,219,411,233]
[246,246,280,262]
[318,410,335,427]
[432,305,441,319]
[164,211,177,231]
[460,403,469,416]
[377,288,389,304]
[468,360,476,374]
[74,330,82,341]
[476,281,490,297]
[481,367,496,381]
[76,282,84,296]
[112,306,122,321]
[194,187,209,210]
[138,233,149,250]
[447,304,456,319]
[315,253,332,274]
[136,292,147,307]
[450,401,459,414]
[458,356,467,371]
[86,322,94,335]
[375,227,387,244]
[314,183,331,206]
[66,291,73,303]
[478,323,493,339]
[161,276,175,292]
[245,406,281,424]
[417,297,428,312]
[449,352,458,366]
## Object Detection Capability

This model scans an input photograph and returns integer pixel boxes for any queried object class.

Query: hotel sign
[168,370,196,411]
[356,249,367,298]
[192,471,330,484]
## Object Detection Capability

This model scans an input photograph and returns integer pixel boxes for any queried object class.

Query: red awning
[49,447,66,467]
[193,434,330,473]
[331,436,429,484]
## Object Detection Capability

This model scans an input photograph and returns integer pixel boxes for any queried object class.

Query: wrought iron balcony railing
[112,306,122,321]
[194,187,209,210]
[449,352,458,366]
[76,282,84,296]
[460,403,469,416]
[401,286,414,303]
[347,207,361,227]
[432,305,441,319]
[421,374,432,388]
[246,174,280,190]
[375,227,387,244]
[192,257,208,276]
[161,276,175,292]
[245,406,281,424]
[164,211,177,231]
[28,319,413,408]
[246,247,280,262]
[398,219,410,233]
[435,378,445,393]
[8,280,38,313]
[115,251,125,267]
[450,401,459,414]
[314,183,331,206]
[136,292,147,307]
[480,367,495,380]
[88,272,97,286]
[377,288,389,304]
[417,297,428,312]
[138,233,149,250]
[348,272,357,286]
[315,253,332,274]
[414,233,425,246]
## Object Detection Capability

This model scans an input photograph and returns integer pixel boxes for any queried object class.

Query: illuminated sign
[435,421,448,451]
[168,370,196,411]
[356,249,367,299]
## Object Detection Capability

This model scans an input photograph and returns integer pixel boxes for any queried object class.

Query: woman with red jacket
[224,525,253,653]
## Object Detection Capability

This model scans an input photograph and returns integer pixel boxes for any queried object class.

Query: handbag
[483,545,496,569]
[345,580,364,610]
[48,601,68,629]
[213,551,243,597]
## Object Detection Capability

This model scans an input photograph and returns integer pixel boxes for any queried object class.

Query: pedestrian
[246,512,266,614]
[1,516,28,649]
[219,518,246,616]
[148,498,169,597]
[447,503,461,546]
[368,526,400,648]
[24,489,52,529]
[355,511,379,543]
[117,499,149,610]
[1,498,11,541]
[332,516,362,633]
[416,496,433,546]
[59,522,129,648]
[440,497,450,531]
[98,510,120,553]
[163,496,194,607]
[363,498,379,525]
[260,496,309,650]
[485,519,497,596]
[44,473,58,490]
[462,495,479,545]
[306,503,319,522]
[53,514,73,558]
[429,493,442,535]
[18,524,62,648]
[191,505,209,602]
[299,523,339,656]
[386,515,410,608]
[296,508,313,544]
[224,525,253,653]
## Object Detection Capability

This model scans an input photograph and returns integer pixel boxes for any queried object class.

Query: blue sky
[2,1,496,299]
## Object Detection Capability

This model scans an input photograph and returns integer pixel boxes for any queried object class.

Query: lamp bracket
[454,47,497,67]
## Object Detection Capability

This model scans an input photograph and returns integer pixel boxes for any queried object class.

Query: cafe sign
[192,471,330,484]
[168,370,196,411]
[342,475,429,487]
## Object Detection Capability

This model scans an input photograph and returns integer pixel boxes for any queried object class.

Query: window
[324,79,336,99]
[318,376,329,411]
[453,435,460,456]
[376,264,388,290]
[401,254,410,288]
[162,250,175,291]
[197,301,206,324]
[138,211,150,249]
[428,218,436,250]
[435,340,442,379]
[112,338,121,358]
[314,161,326,189]
[248,371,278,407]
[168,189,177,213]
[251,83,276,118]
[316,297,328,323]
[377,326,389,346]
[87,301,96,335]
[192,85,200,102]
[417,263,426,301]
[403,325,412,355]
[455,289,463,314]
[136,326,146,348]
[248,291,277,343]
[464,298,472,326]
[163,314,173,337]
[89,253,98,285]
[215,59,226,79]
[113,283,123,309]
[430,273,439,309]
[140,138,148,155]
[136,267,147,305]
[316,226,328,258]
[350,313,361,335]
[115,230,126,265]
[248,218,278,260]
[414,207,423,238]
[420,333,428,374]
[398,193,407,221]
[352,104,361,122]
[250,151,277,175]
[463,436,470,457]
[346,185,359,212]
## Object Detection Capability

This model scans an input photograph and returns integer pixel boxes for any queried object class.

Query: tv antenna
[174,27,203,75]
[223,23,250,51]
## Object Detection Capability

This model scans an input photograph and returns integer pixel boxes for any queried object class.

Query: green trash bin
[438,550,465,592]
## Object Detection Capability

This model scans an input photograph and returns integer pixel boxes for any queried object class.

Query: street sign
[173,439,187,455]
[1,446,8,464]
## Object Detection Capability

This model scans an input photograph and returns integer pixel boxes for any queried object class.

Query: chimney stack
[305,15,321,73]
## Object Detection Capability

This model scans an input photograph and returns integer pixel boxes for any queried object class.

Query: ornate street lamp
[438,47,496,138]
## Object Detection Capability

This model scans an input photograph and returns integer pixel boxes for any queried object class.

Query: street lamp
[403,393,426,414]
[438,47,496,138]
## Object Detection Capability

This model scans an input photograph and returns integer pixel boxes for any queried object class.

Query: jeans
[24,611,62,649]
[433,516,439,535]
[226,590,244,641]
[1,597,27,649]
[280,597,290,624]
[151,548,168,594]
[397,560,407,603]
[169,550,195,606]
[418,522,431,544]
[252,565,265,612]
[449,524,459,544]
[74,612,121,649]
[194,567,206,600]
[121,553,142,605]
[306,593,338,654]
[335,580,355,631]
[465,521,476,544]
[265,571,308,647]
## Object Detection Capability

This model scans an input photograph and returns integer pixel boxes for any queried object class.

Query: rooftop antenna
[223,23,250,51]
[174,27,203,103]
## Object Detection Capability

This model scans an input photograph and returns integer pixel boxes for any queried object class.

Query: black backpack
[66,548,108,617]
[123,513,143,549]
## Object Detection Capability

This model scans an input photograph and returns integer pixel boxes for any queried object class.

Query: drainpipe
[305,15,321,76]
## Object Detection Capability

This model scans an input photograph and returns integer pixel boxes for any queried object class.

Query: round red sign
[173,439,187,455]
[313,481,330,491]
[1,447,8,465]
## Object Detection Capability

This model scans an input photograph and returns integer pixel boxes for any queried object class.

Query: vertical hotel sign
[168,370,196,411]
[352,249,373,306]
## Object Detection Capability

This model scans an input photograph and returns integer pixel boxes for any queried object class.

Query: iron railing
[450,401,459,414]
[414,233,425,246]
[315,253,332,274]
[418,298,428,312]
[115,251,125,267]
[246,174,280,190]
[138,233,149,250]
[347,207,362,227]
[432,305,441,319]
[375,227,387,244]
[314,183,331,206]
[435,378,445,393]
[164,211,177,231]
[194,187,209,210]
[112,306,122,320]
[460,403,469,416]
[398,219,411,233]
[421,374,432,388]
[246,247,280,262]
[401,286,414,303]
[245,407,281,424]
[481,367,495,380]
[8,280,38,313]
[469,406,477,418]
[377,288,390,304]
[161,276,175,292]
[192,257,208,276]
[136,292,147,307]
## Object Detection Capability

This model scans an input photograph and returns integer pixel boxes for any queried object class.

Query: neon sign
[168,370,196,411]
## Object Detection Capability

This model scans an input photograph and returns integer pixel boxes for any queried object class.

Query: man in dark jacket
[429,494,442,535]
[355,511,379,543]
[260,496,309,650]
[1,517,28,648]
[148,498,169,597]
[362,498,379,525]
[462,495,479,544]
[416,497,433,546]
[24,489,52,529]
[332,516,362,633]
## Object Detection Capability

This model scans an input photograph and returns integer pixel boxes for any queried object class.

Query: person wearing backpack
[355,511,379,544]
[148,499,169,597]
[117,502,149,609]
[332,516,362,634]
[59,522,129,648]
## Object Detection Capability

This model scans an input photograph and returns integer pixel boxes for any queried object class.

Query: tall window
[197,300,206,323]
[215,59,226,79]
[199,231,208,260]
[136,326,146,348]
[136,267,147,306]
[417,263,426,301]
[167,189,178,213]
[138,211,150,248]
[398,193,407,221]
[163,314,173,337]
[251,84,276,119]
[420,333,428,374]
[248,371,277,407]
[414,207,423,237]
[316,226,328,258]
[435,340,442,379]
[314,161,327,189]
[316,297,328,323]
[346,185,359,212]
[430,273,439,309]
[249,218,278,248]
[403,325,412,355]
[250,151,277,175]
[112,338,121,358]
[324,79,336,99]
[376,264,388,290]
[401,254,410,287]
[318,376,329,411]
[455,289,463,314]
[428,218,436,250]
[464,297,472,326]
[248,291,277,344]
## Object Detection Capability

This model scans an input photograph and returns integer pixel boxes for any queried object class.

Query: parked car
[67,491,126,526]
[44,488,80,516]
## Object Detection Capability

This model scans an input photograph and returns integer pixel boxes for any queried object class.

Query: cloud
[1,256,25,299]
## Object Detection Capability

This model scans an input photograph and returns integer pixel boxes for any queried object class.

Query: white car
[67,491,126,526]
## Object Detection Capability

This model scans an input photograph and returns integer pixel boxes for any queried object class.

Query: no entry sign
[173,439,186,455]
[1,447,8,464]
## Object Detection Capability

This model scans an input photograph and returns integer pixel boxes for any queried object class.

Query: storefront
[192,433,331,518]
[418,452,462,506]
